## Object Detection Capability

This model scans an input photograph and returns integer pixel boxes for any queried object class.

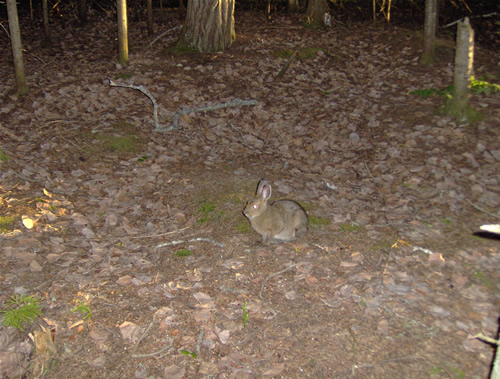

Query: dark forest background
[1,0,498,48]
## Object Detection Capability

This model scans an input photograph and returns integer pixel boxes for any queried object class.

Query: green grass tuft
[0,216,16,233]
[175,248,193,257]
[339,222,363,232]
[0,147,9,162]
[309,216,330,227]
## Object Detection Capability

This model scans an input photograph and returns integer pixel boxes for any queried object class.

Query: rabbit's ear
[260,182,272,200]
[256,179,269,196]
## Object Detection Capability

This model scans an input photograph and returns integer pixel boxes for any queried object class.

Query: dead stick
[275,50,298,79]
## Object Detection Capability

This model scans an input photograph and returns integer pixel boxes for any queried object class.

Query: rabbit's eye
[253,204,258,209]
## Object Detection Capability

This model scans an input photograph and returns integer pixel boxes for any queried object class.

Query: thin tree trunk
[421,0,438,65]
[117,0,129,66]
[42,0,51,45]
[288,0,300,13]
[181,0,235,52]
[147,0,154,36]
[78,0,88,25]
[446,17,476,122]
[6,0,29,95]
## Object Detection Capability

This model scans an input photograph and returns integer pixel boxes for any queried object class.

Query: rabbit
[243,179,308,243]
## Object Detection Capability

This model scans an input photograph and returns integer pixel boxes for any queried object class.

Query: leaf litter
[0,10,500,379]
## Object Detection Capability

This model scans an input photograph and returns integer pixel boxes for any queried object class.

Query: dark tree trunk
[42,0,51,45]
[306,0,327,28]
[288,0,300,13]
[78,0,88,25]
[146,0,154,36]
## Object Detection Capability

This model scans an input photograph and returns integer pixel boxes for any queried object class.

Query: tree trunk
[421,0,438,65]
[146,0,154,36]
[117,0,129,66]
[446,17,476,122]
[181,0,235,52]
[78,0,88,25]
[306,0,327,28]
[42,0,51,45]
[288,0,300,13]
[6,0,29,95]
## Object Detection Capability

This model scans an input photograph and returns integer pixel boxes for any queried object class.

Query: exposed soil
[1,9,499,379]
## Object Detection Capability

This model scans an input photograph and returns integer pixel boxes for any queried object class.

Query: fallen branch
[108,80,258,133]
[157,237,224,249]
[275,50,297,79]
[109,80,160,130]
[164,98,259,133]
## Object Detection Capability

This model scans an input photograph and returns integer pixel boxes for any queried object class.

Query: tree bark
[421,0,438,65]
[117,0,129,66]
[78,0,88,25]
[181,0,235,52]
[446,17,476,122]
[42,0,51,45]
[6,0,29,95]
[147,0,154,36]
[306,0,327,28]
[288,0,300,13]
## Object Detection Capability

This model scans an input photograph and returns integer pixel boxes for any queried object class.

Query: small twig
[275,50,298,79]
[472,333,499,345]
[229,123,248,146]
[131,345,171,359]
[133,321,154,353]
[147,25,182,49]
[109,80,160,130]
[0,21,11,38]
[443,12,498,28]
[363,161,374,179]
[22,49,46,65]
[162,98,259,133]
[465,199,500,220]
[157,237,224,249]
[259,264,297,300]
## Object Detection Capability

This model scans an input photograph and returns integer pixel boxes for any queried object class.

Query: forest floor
[1,9,500,379]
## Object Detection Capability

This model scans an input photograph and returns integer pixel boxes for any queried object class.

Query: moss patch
[0,216,16,233]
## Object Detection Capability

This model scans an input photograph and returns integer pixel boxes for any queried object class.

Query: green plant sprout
[1,294,43,331]
[71,302,92,321]
[180,349,197,358]
[242,301,249,327]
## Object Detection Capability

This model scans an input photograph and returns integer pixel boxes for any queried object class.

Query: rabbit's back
[272,200,308,241]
